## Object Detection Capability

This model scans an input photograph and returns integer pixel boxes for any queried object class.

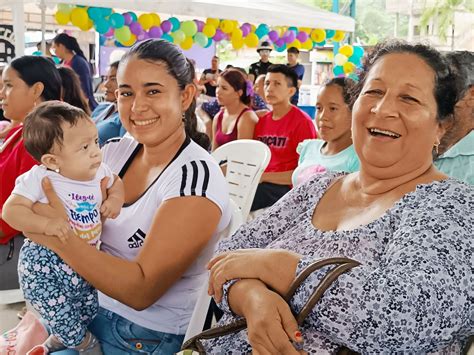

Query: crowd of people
[0,33,472,354]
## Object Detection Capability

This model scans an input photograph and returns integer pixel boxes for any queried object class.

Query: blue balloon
[204,38,213,48]
[128,12,138,22]
[161,33,173,42]
[99,35,106,46]
[95,19,110,34]
[348,54,361,65]
[353,45,364,58]
[288,26,298,33]
[275,43,287,52]
[333,65,344,76]
[347,73,359,82]
[315,40,326,46]
[114,40,125,47]
[169,17,180,32]
[101,8,113,17]
[88,7,103,21]
[109,13,125,29]
[325,29,335,38]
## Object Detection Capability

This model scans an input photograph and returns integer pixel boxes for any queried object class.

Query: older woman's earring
[370,107,376,113]
[54,168,60,173]
[182,113,186,122]
[433,142,440,155]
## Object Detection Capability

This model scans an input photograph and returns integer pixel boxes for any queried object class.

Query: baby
[2,101,124,354]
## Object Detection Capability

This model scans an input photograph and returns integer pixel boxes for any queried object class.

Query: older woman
[205,41,473,354]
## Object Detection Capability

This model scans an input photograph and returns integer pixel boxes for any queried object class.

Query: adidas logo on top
[128,229,146,249]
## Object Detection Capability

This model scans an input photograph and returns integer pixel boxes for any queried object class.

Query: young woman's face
[1,66,38,122]
[51,42,67,60]
[104,66,118,102]
[216,77,241,106]
[116,57,192,146]
[315,85,352,143]
[352,53,443,175]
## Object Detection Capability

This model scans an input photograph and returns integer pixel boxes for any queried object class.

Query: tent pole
[12,1,25,57]
[40,0,46,53]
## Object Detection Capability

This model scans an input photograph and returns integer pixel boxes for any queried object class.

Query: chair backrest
[212,140,271,221]
[183,199,243,343]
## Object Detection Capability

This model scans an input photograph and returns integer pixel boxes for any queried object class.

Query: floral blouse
[203,173,473,354]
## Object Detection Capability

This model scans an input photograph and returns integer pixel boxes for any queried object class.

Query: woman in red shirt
[0,56,62,292]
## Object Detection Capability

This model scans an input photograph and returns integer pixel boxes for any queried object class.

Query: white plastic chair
[183,199,243,343]
[212,140,271,221]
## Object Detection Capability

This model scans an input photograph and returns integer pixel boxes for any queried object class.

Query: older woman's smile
[368,127,401,139]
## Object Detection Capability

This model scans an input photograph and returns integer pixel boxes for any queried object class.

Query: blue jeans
[53,307,185,354]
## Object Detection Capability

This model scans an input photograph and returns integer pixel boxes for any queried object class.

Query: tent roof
[2,0,355,32]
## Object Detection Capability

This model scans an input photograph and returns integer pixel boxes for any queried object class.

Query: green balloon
[115,26,131,42]
[194,32,208,47]
[181,20,197,37]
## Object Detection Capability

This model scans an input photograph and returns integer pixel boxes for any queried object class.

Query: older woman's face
[352,53,443,175]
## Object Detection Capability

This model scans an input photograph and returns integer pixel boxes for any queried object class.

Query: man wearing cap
[248,41,273,83]
[287,46,305,105]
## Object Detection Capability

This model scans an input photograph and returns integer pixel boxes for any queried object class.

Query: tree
[420,0,473,50]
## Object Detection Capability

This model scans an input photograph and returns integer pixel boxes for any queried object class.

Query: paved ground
[0,302,24,333]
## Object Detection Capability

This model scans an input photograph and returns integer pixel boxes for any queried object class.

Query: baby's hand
[100,196,121,219]
[44,218,70,244]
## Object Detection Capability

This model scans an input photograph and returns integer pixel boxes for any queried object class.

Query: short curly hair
[350,40,457,122]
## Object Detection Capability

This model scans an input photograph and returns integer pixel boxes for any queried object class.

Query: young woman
[25,39,231,354]
[292,78,360,185]
[212,69,258,151]
[52,33,97,111]
[0,56,62,292]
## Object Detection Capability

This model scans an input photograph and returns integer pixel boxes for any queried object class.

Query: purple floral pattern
[203,173,473,354]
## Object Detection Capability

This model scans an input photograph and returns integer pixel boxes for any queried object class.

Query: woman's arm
[260,170,294,185]
[236,110,258,141]
[211,112,219,151]
[29,179,222,310]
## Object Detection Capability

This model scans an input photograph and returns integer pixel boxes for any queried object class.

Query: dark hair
[23,101,90,161]
[58,67,91,115]
[120,39,210,150]
[322,77,355,106]
[109,60,120,71]
[445,51,473,101]
[53,33,87,61]
[267,64,298,88]
[220,69,251,105]
[287,47,300,55]
[9,56,62,102]
[350,40,457,122]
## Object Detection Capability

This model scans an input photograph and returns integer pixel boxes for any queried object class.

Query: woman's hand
[229,279,305,355]
[27,177,72,248]
[207,249,301,302]
[32,178,68,220]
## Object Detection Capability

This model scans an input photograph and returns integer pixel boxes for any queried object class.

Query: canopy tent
[0,0,355,56]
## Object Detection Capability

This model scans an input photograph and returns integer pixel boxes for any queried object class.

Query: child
[2,101,124,354]
[251,64,317,211]
[292,78,360,186]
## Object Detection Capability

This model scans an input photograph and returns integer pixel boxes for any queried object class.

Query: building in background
[386,0,473,51]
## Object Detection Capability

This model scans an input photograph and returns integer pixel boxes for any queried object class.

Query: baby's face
[53,119,102,181]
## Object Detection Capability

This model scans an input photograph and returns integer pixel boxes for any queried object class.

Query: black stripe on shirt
[190,161,199,196]
[200,160,210,198]
[180,165,188,197]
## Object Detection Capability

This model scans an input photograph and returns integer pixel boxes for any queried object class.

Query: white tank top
[99,137,230,334]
